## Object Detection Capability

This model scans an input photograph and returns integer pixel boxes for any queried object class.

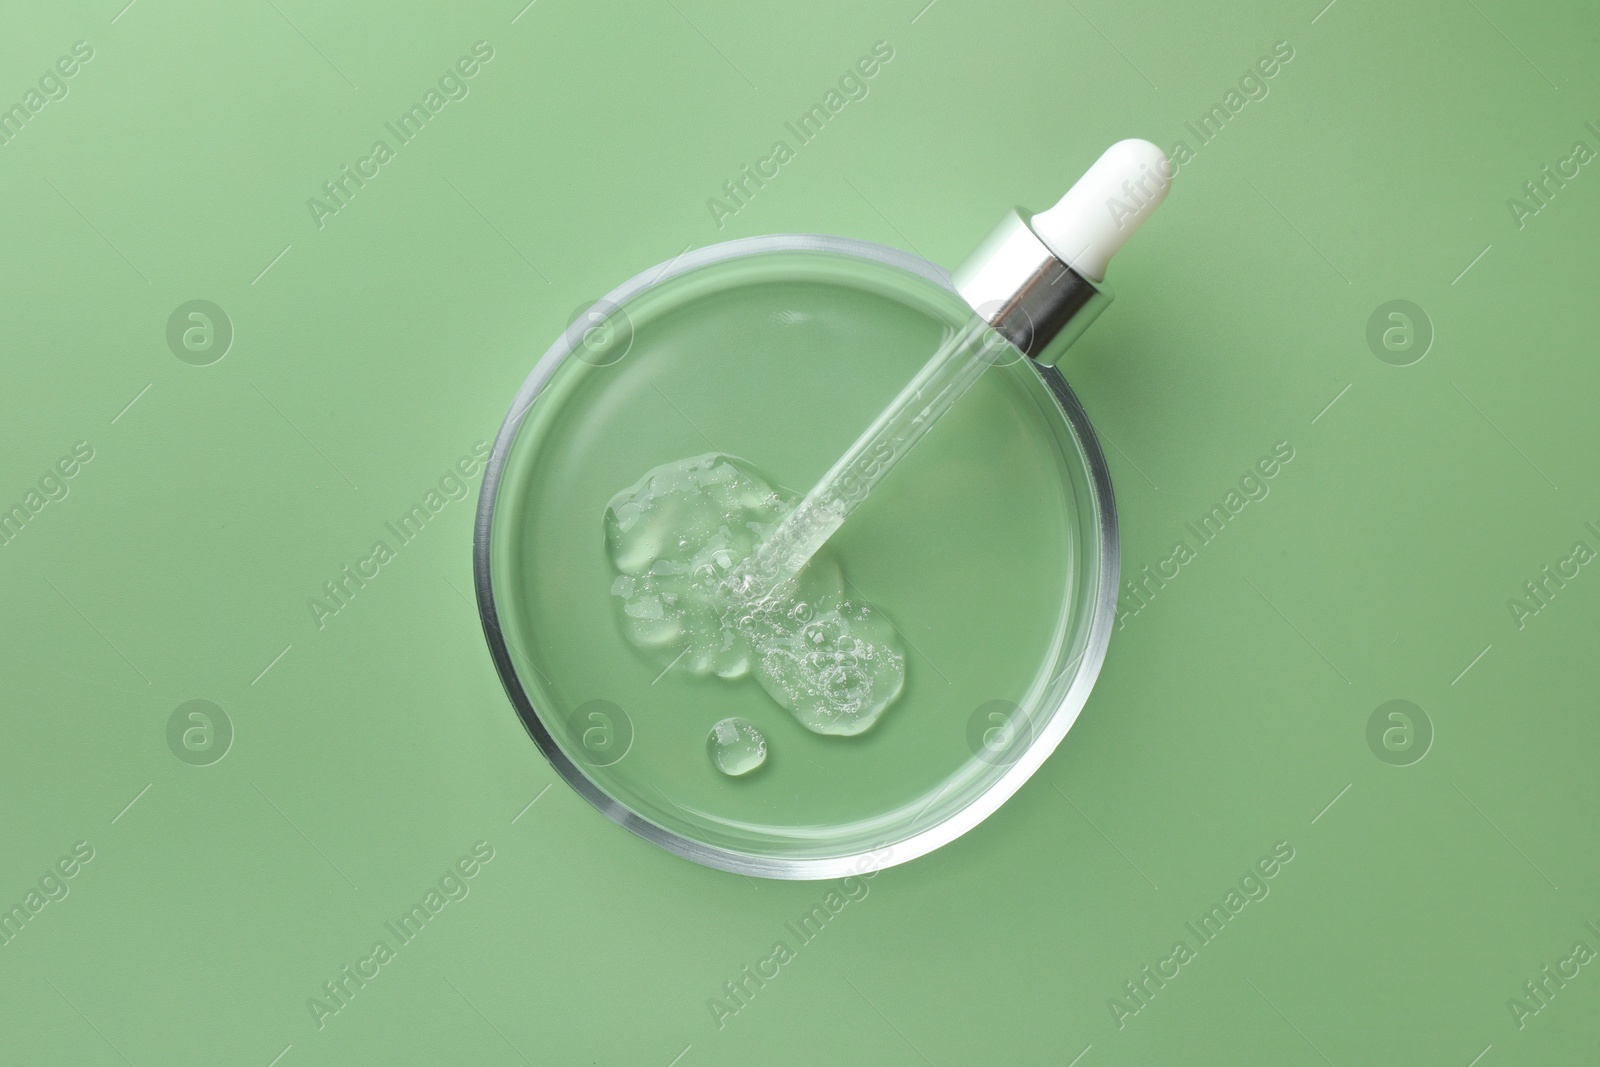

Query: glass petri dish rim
[472,233,1121,880]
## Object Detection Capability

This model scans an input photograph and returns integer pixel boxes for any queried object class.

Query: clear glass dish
[473,234,1118,878]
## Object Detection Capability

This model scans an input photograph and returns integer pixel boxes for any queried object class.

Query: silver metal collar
[951,209,1113,366]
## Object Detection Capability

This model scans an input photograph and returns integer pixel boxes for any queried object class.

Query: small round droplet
[708,718,767,777]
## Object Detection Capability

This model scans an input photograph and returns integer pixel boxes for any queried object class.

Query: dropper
[729,140,1172,603]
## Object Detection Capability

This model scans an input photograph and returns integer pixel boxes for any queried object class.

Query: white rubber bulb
[1030,139,1172,282]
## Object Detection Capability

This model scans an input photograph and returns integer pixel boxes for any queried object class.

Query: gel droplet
[603,453,906,736]
[708,718,767,776]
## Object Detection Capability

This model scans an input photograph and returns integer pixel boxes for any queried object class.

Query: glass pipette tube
[728,315,1010,601]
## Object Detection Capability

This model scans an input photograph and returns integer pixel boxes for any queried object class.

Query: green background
[2,0,1596,1063]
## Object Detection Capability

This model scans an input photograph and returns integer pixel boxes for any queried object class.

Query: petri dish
[474,235,1118,879]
